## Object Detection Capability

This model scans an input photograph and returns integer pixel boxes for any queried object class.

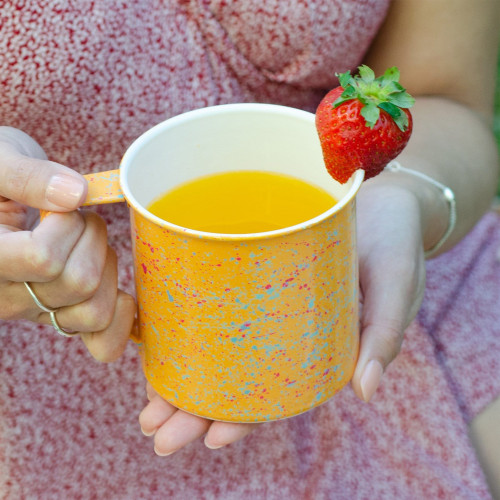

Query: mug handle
[41,169,142,343]
[40,169,124,218]
[81,169,124,206]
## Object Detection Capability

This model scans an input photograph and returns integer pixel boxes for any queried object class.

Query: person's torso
[0,0,389,171]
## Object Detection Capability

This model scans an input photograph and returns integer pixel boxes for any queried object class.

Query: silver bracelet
[385,161,457,258]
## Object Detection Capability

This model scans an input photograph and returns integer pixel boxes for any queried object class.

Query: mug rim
[119,103,364,241]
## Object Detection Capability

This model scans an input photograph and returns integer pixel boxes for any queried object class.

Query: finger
[204,421,260,449]
[139,393,177,436]
[1,211,107,322]
[351,252,426,403]
[0,141,86,211]
[146,382,157,401]
[78,290,136,362]
[28,211,109,308]
[45,245,118,332]
[153,410,211,456]
[0,198,34,231]
[0,211,85,282]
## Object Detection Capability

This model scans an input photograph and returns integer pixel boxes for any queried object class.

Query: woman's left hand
[350,177,428,402]
[139,176,429,454]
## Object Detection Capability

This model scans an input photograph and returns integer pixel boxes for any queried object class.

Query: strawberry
[315,65,415,184]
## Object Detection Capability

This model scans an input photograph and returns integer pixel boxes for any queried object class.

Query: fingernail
[360,360,383,402]
[205,440,224,450]
[154,446,175,457]
[141,427,156,437]
[46,174,86,209]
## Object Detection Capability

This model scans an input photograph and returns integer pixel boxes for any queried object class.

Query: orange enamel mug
[80,103,363,422]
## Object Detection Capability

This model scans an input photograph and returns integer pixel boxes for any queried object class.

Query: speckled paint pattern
[83,169,124,205]
[132,199,359,422]
[71,103,363,422]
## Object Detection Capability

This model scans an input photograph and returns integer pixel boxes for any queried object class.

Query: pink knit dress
[1,1,499,498]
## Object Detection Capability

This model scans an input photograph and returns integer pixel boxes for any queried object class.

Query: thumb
[351,255,425,403]
[0,138,87,212]
[351,320,404,403]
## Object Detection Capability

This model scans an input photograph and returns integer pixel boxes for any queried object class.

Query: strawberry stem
[333,65,415,131]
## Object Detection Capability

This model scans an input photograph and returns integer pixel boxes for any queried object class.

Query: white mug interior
[119,103,363,238]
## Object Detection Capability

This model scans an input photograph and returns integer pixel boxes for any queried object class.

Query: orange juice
[147,170,336,233]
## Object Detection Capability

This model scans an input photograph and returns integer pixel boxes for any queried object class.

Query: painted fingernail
[46,174,86,209]
[360,360,383,402]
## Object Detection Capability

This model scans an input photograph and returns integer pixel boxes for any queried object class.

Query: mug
[81,103,363,422]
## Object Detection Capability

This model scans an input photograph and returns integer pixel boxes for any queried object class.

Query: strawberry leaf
[383,66,400,83]
[360,102,380,129]
[338,71,353,89]
[393,113,409,131]
[388,92,415,109]
[358,65,375,83]
[380,102,409,130]
[331,65,414,130]
[391,82,405,92]
[379,101,401,118]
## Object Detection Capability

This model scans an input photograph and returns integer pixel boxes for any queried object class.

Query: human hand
[139,382,259,455]
[140,347,415,456]
[350,177,427,401]
[138,175,429,454]
[0,126,135,361]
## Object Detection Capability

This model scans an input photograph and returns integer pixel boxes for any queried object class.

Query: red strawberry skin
[315,86,413,184]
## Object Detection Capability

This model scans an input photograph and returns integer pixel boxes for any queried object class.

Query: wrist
[360,164,453,257]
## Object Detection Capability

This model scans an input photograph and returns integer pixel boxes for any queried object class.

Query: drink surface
[147,170,336,233]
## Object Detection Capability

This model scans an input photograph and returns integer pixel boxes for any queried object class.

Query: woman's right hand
[0,126,135,362]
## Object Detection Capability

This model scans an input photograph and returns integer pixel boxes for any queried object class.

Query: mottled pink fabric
[1,1,499,498]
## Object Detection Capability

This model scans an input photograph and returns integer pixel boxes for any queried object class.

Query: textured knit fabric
[1,1,499,498]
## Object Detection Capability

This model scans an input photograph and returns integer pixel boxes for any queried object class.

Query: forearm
[364,96,499,256]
